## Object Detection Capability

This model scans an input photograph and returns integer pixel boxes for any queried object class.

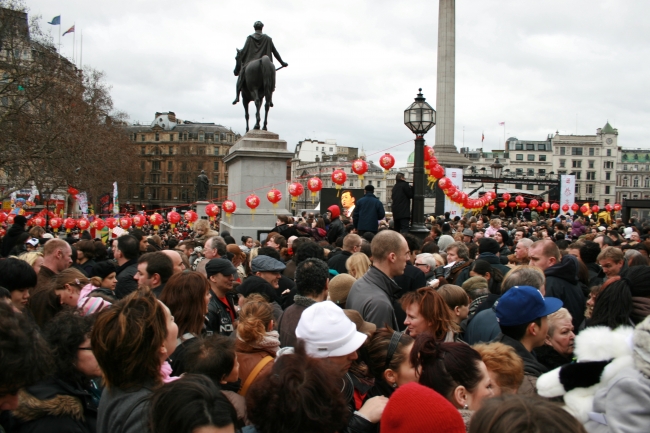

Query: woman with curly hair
[12,310,101,433]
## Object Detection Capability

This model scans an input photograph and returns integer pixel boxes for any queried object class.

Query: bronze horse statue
[233,49,276,132]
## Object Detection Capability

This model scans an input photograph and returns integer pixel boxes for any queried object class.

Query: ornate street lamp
[404,88,436,236]
[490,156,504,199]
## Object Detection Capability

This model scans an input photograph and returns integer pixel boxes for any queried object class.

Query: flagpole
[72,22,76,61]
[58,22,61,54]
[80,30,83,70]
[503,122,506,152]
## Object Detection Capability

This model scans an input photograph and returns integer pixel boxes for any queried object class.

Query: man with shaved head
[162,249,185,274]
[36,239,72,292]
[528,240,584,329]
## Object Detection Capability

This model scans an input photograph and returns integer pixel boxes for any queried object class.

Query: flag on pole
[481,132,484,142]
[498,122,505,126]
[48,16,61,25]
[63,25,75,36]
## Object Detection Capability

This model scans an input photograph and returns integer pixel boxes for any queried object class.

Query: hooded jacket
[570,219,587,239]
[544,255,585,330]
[327,205,346,244]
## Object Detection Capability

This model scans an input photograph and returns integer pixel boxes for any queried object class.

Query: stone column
[221,130,293,241]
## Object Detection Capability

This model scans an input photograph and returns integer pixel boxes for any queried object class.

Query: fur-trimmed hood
[13,389,84,422]
[633,315,650,377]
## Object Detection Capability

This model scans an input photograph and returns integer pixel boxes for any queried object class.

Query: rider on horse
[233,21,288,105]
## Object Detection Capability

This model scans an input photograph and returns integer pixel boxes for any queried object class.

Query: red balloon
[551,203,560,211]
[77,218,90,231]
[445,184,457,196]
[0,212,7,223]
[351,159,368,177]
[502,193,511,201]
[450,191,462,203]
[536,206,543,213]
[438,177,451,190]
[331,170,347,186]
[119,217,132,229]
[429,156,438,165]
[32,216,45,227]
[6,214,14,225]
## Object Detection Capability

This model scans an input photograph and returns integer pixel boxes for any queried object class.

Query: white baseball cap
[295,301,367,358]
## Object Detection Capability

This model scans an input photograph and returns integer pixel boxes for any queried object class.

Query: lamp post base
[409,223,430,240]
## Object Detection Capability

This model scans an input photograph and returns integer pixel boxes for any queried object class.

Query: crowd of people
[1,192,650,432]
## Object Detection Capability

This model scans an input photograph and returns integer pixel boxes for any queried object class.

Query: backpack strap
[239,356,273,397]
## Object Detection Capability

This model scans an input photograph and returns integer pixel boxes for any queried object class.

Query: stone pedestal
[195,201,209,220]
[221,130,293,241]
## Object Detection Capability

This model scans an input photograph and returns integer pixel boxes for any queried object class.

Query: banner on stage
[444,168,463,218]
[560,175,576,213]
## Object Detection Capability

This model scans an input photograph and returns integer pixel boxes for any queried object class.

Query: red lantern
[245,194,260,220]
[67,186,79,196]
[445,184,457,196]
[430,164,445,180]
[167,211,181,228]
[205,204,219,222]
[93,219,105,231]
[0,212,7,224]
[331,170,347,192]
[591,205,599,213]
[562,204,570,212]
[222,200,236,219]
[515,195,524,203]
[105,217,117,229]
[429,156,438,165]
[289,182,304,203]
[149,213,163,229]
[267,189,282,207]
[529,199,539,208]
[508,202,517,209]
[50,217,63,232]
[32,216,45,227]
[77,218,90,232]
[379,153,395,174]
[613,203,622,212]
[502,193,511,202]
[119,217,132,230]
[498,202,507,209]
[450,191,462,203]
[133,214,147,228]
[424,145,435,160]
[307,177,323,204]
[438,177,451,190]
[542,202,550,210]
[580,205,589,214]
[551,203,560,211]
[536,206,543,213]
[571,203,579,212]
[351,159,368,180]
[605,204,612,212]
[488,205,495,212]
[184,210,199,228]
[64,217,76,233]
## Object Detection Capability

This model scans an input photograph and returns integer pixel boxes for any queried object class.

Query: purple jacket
[570,220,586,238]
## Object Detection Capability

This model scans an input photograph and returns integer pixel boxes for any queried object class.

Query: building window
[538,143,546,151]
[141,146,145,155]
[527,154,535,161]
[527,184,535,190]
[213,161,219,170]
[623,177,628,186]
[516,168,523,175]
[182,162,188,171]
[214,147,219,155]
[589,148,594,156]
[646,178,650,188]
[198,162,204,170]
[140,161,145,170]
[623,164,628,171]
[155,132,160,141]
[198,147,205,156]
[634,177,639,187]
[607,149,612,156]
[150,174,160,183]
[575,184,580,194]
[586,172,596,180]
[537,185,545,191]
[526,143,535,150]
[377,181,381,187]
[213,175,219,184]
[560,147,565,155]
[329,147,333,152]
[604,161,614,169]
[572,147,583,155]
[539,169,546,176]
[167,173,173,183]
[558,170,567,176]
[588,161,594,169]
[605,186,611,195]
[152,161,160,171]
[168,161,173,171]
[199,131,204,141]
[527,169,534,176]
[516,154,523,161]
[515,143,523,150]
[586,184,593,194]
[575,172,581,180]
[572,160,582,168]
[515,183,523,189]
[559,160,565,168]
[539,155,546,162]
[141,135,145,142]
[605,172,611,180]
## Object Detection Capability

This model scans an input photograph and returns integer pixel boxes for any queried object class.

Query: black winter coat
[353,193,385,232]
[327,217,345,244]
[391,179,413,220]
[544,255,586,330]
[1,221,26,257]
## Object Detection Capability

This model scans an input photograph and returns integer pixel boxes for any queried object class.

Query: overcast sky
[25,0,650,167]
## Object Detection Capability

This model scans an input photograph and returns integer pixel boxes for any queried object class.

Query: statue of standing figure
[196,170,209,201]
[233,21,288,132]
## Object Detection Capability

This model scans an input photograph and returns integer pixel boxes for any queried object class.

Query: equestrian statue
[233,21,288,132]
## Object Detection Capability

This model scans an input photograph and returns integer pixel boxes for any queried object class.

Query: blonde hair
[547,307,572,338]
[473,342,524,394]
[237,294,274,344]
[432,253,445,267]
[194,219,210,233]
[346,252,371,280]
[51,268,89,292]
[18,251,43,267]
[490,219,502,228]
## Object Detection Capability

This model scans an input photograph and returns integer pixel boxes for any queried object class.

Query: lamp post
[404,89,436,237]
[490,156,504,198]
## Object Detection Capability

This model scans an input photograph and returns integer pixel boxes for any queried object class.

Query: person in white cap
[295,301,387,431]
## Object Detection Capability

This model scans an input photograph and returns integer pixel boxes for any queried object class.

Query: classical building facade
[616,149,650,202]
[124,112,240,211]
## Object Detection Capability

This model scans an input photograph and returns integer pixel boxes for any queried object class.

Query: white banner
[444,168,464,218]
[560,175,576,214]
[77,192,88,217]
[113,182,119,217]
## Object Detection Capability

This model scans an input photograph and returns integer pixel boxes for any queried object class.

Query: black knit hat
[90,261,117,280]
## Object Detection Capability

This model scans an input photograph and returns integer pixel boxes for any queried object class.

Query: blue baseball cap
[495,286,563,326]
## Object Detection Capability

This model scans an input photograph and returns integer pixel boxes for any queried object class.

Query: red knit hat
[380,383,465,433]
[328,204,340,219]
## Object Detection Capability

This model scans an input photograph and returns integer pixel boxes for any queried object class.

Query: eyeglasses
[414,263,427,267]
